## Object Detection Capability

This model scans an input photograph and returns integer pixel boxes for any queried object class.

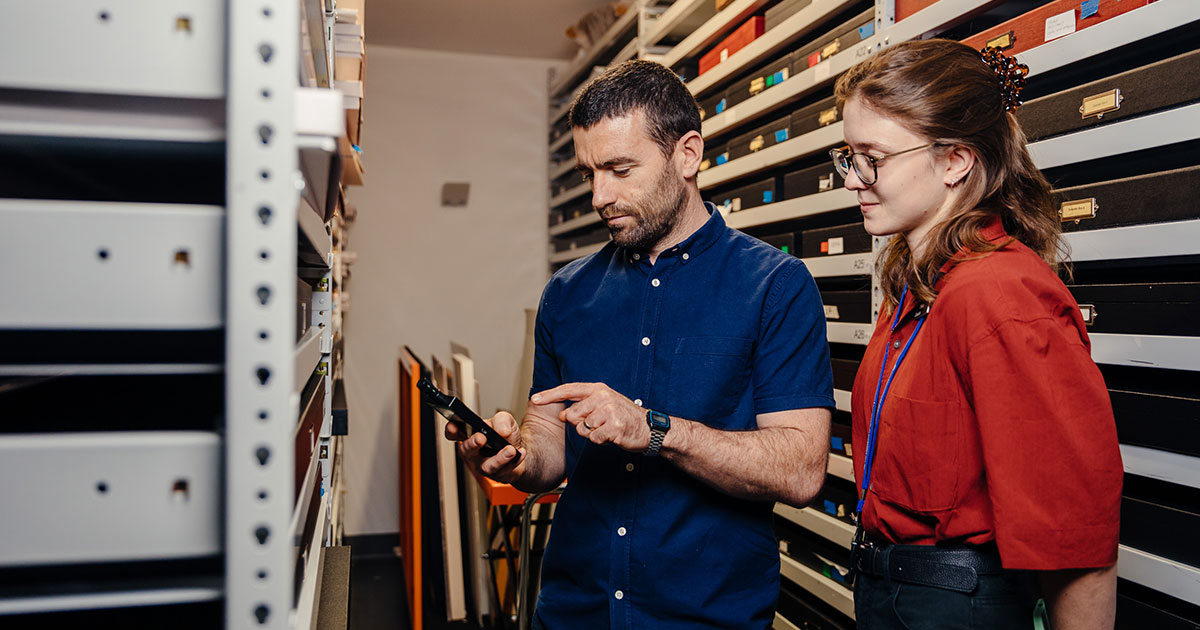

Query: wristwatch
[644,409,670,456]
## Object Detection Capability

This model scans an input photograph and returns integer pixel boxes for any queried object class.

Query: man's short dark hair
[568,60,702,156]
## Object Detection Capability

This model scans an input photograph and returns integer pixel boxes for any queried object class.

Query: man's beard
[600,165,689,252]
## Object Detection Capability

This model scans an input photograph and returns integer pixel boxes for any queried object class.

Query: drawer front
[761,232,798,256]
[0,432,221,566]
[1055,165,1200,233]
[766,0,816,32]
[714,178,776,213]
[729,116,793,161]
[963,0,1153,58]
[1018,49,1200,142]
[792,9,874,73]
[726,54,794,109]
[784,162,844,199]
[1068,282,1200,337]
[791,95,842,139]
[801,223,872,258]
[820,290,871,323]
[1120,476,1200,569]
[0,1,226,98]
[2,200,224,330]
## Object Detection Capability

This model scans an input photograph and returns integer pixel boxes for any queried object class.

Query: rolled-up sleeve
[968,316,1122,570]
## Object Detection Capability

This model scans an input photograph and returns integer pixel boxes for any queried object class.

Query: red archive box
[699,16,766,75]
[962,0,1155,56]
[895,0,942,23]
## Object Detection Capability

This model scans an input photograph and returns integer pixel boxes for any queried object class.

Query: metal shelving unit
[0,0,360,627]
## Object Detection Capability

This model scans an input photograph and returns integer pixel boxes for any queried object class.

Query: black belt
[852,539,1006,594]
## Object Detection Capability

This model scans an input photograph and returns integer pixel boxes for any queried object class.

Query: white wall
[342,45,558,536]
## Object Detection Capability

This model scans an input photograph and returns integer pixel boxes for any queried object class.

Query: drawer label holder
[1080,89,1123,120]
[1059,198,1098,223]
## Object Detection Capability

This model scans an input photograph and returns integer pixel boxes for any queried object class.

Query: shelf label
[827,237,845,255]
[824,305,841,320]
[1079,304,1098,326]
[819,107,839,127]
[1044,9,1076,42]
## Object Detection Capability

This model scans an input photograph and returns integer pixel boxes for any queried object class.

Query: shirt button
[626,462,635,472]
[618,527,627,537]
[614,590,625,600]
[641,337,650,346]
[651,278,661,287]
[893,340,902,349]
[682,253,690,261]
[634,399,643,407]
[632,253,641,261]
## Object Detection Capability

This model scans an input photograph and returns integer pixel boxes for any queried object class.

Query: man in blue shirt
[450,60,833,629]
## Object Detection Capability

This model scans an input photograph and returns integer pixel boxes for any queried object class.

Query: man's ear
[677,130,705,179]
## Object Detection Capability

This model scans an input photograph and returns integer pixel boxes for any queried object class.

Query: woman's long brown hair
[834,39,1067,312]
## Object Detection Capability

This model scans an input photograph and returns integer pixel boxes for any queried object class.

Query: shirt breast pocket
[665,336,753,424]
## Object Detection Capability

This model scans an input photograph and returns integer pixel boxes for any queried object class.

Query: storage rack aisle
[545,1,1200,627]
[0,0,363,628]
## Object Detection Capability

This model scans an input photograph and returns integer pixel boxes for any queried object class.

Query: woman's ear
[677,130,704,179]
[945,144,976,187]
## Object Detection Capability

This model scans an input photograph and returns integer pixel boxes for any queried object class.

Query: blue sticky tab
[823,500,837,516]
[763,190,773,203]
[859,22,875,39]
[773,70,787,83]
[831,436,844,450]
[832,569,847,583]
[716,153,728,165]
[774,129,789,143]
[715,98,727,114]
[1081,0,1099,19]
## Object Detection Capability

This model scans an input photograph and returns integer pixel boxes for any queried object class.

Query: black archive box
[1055,165,1200,233]
[728,115,793,161]
[821,289,871,323]
[778,581,855,630]
[791,94,842,138]
[699,142,730,172]
[1018,49,1200,142]
[760,232,797,255]
[831,357,859,391]
[801,223,871,258]
[1116,581,1200,630]
[1102,364,1200,460]
[791,8,874,75]
[725,53,794,109]
[1121,475,1200,569]
[698,91,728,122]
[783,162,843,199]
[714,178,776,213]
[765,0,815,32]
[1067,282,1200,337]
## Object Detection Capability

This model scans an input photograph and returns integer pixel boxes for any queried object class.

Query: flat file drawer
[728,115,793,161]
[1055,165,1200,233]
[0,1,226,98]
[725,54,794,109]
[801,223,871,258]
[0,432,221,566]
[713,178,776,214]
[830,358,859,392]
[760,232,797,256]
[1067,282,1200,337]
[1121,475,1200,569]
[778,579,855,630]
[784,162,844,199]
[790,95,842,139]
[820,289,870,324]
[1018,49,1200,143]
[791,9,874,74]
[1,200,223,330]
[1116,580,1200,630]
[1101,364,1200,460]
[962,0,1154,58]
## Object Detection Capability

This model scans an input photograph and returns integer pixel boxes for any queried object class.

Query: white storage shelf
[779,553,855,619]
[549,240,609,265]
[550,212,603,237]
[774,503,856,550]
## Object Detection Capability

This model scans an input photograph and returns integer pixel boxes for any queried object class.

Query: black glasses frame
[828,143,945,186]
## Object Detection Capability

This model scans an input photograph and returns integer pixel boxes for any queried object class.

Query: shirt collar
[935,216,1009,277]
[625,202,726,265]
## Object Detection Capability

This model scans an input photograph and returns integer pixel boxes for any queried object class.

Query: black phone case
[418,377,511,457]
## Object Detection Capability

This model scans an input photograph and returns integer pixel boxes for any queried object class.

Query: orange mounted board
[398,350,423,630]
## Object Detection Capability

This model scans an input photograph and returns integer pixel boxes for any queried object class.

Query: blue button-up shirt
[531,204,833,629]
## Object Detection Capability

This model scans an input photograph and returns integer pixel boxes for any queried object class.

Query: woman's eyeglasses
[828,143,945,186]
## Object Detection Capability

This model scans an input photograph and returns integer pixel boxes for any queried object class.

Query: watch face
[648,410,670,431]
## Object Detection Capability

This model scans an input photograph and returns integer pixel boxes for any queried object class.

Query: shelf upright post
[226,0,300,628]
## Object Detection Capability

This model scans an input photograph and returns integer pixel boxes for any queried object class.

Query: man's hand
[532,383,651,453]
[444,411,526,484]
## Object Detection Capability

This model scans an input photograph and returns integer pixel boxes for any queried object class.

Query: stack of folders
[334,0,365,185]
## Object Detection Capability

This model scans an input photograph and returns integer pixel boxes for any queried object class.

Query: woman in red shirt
[833,40,1122,629]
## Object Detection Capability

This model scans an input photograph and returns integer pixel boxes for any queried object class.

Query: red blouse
[850,220,1122,571]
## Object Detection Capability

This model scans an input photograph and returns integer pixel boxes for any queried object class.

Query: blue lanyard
[857,284,927,514]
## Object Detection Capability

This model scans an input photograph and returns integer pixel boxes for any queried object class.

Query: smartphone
[418,377,512,458]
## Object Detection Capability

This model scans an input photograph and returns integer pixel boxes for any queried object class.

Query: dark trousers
[854,562,1039,629]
